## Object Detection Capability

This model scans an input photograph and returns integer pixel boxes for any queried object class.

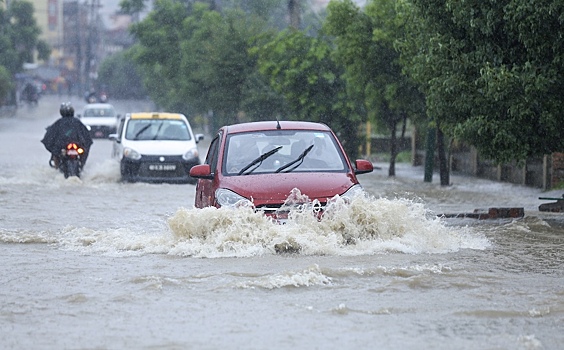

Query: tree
[399,0,564,164]
[5,1,49,71]
[129,0,189,112]
[0,1,49,106]
[324,0,425,176]
[179,4,263,127]
[0,65,12,104]
[253,29,363,157]
[130,0,285,131]
[98,49,146,99]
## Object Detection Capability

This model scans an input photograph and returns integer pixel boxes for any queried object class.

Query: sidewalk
[369,161,564,222]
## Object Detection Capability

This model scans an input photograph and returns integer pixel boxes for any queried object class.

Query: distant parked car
[78,103,119,138]
[109,112,204,184]
[189,120,373,222]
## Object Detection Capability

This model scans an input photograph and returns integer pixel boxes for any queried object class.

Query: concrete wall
[449,146,563,190]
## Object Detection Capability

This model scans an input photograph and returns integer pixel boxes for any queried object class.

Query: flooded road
[1,96,563,349]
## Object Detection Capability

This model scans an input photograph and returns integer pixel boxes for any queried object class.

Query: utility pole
[85,0,101,92]
[288,0,301,29]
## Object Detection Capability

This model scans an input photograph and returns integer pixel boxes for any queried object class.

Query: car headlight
[123,147,141,160]
[215,188,253,208]
[341,184,365,202]
[183,148,199,161]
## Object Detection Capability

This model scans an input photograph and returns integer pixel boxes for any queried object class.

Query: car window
[205,134,221,172]
[223,130,347,175]
[125,119,192,141]
[84,108,115,118]
[116,118,125,136]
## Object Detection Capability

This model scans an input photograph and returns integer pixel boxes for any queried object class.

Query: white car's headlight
[341,184,365,201]
[183,148,199,160]
[215,188,253,208]
[123,147,141,160]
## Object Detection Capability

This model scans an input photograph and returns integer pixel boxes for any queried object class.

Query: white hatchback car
[78,103,119,138]
[109,112,204,184]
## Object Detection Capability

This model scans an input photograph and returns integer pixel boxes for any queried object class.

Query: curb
[439,207,525,220]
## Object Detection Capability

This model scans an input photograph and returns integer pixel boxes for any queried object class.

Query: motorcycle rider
[21,82,38,104]
[41,102,93,169]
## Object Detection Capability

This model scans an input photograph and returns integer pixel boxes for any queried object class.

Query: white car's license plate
[149,164,176,171]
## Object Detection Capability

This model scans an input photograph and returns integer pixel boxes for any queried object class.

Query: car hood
[80,117,117,127]
[125,140,197,156]
[222,172,356,204]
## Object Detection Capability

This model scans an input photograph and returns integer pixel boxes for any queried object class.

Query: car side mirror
[189,164,213,179]
[195,134,204,143]
[108,133,120,143]
[354,159,374,175]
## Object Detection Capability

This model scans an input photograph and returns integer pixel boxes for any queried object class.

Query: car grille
[255,202,326,215]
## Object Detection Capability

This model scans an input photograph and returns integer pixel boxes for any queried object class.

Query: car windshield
[83,108,115,118]
[125,119,192,141]
[223,130,347,175]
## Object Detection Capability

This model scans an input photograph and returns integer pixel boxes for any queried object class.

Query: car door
[195,133,221,208]
[111,117,127,159]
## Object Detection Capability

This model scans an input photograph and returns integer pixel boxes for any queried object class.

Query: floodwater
[1,96,563,350]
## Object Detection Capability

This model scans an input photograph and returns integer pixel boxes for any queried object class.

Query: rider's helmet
[60,102,74,118]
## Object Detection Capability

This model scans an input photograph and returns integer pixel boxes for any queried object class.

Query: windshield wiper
[152,122,164,140]
[238,146,282,175]
[275,144,314,173]
[134,124,151,139]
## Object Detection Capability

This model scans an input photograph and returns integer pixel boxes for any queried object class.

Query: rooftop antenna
[276,119,281,130]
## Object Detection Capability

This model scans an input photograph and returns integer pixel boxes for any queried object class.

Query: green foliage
[0,1,48,74]
[399,0,564,163]
[119,0,148,15]
[130,0,286,131]
[129,0,189,112]
[253,29,362,157]
[324,0,425,169]
[0,65,13,103]
[98,49,147,99]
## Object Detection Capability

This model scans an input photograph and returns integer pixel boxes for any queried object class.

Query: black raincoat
[41,117,93,155]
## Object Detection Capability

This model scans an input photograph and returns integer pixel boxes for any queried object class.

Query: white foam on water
[1,193,490,257]
[167,193,489,257]
[235,264,332,289]
[0,160,121,187]
[81,159,121,184]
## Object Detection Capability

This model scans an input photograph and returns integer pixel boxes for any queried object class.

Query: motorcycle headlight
[123,147,141,160]
[183,148,199,161]
[215,188,253,208]
[341,184,365,202]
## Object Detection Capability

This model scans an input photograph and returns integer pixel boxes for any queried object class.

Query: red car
[190,121,373,221]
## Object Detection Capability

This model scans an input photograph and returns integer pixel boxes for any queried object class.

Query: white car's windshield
[125,120,192,141]
[223,130,347,175]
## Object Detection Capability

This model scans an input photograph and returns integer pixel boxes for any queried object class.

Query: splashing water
[1,192,489,258]
[167,193,489,257]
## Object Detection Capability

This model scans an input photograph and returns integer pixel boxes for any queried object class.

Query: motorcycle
[50,142,85,178]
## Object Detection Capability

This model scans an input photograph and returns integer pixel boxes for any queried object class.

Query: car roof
[128,112,186,120]
[223,121,331,134]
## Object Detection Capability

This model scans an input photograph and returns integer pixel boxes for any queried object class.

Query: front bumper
[88,125,116,138]
[120,155,200,184]
[255,202,326,224]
